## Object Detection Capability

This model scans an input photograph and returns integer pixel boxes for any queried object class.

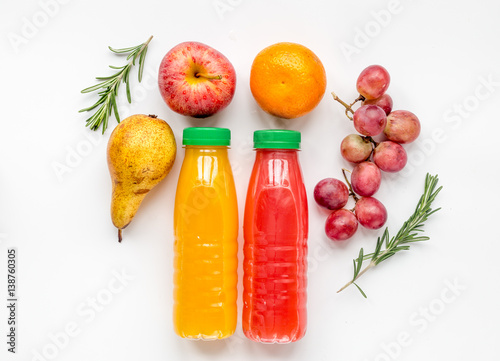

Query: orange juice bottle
[173,127,238,340]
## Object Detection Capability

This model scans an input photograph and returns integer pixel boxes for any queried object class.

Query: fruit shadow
[183,112,226,128]
[250,101,316,132]
[242,338,302,357]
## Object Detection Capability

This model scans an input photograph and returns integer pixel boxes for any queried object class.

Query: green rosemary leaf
[125,75,131,103]
[385,230,392,249]
[427,207,442,217]
[372,230,385,260]
[101,110,108,134]
[400,236,429,244]
[78,97,104,113]
[392,245,411,252]
[138,46,147,81]
[374,251,396,265]
[353,283,367,298]
[353,249,366,279]
[362,253,373,261]
[128,47,142,63]
[80,80,113,93]
[111,93,120,124]
[356,248,364,276]
[95,74,119,81]
[109,45,138,54]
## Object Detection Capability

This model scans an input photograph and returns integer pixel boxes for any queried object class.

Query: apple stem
[195,72,222,80]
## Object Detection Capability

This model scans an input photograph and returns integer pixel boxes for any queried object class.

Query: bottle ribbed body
[173,146,238,340]
[243,149,308,343]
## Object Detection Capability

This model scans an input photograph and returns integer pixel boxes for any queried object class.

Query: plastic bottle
[173,127,238,340]
[242,129,308,343]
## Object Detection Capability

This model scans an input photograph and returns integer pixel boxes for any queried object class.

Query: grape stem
[331,92,368,122]
[331,92,355,120]
[364,135,379,149]
[331,91,379,155]
[350,95,365,108]
[342,168,359,203]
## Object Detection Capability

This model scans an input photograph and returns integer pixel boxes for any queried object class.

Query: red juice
[242,130,308,343]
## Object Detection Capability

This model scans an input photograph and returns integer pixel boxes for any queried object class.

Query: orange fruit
[250,42,327,119]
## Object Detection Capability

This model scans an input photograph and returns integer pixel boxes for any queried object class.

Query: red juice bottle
[242,129,308,343]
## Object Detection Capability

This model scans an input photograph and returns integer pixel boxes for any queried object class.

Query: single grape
[356,65,390,100]
[384,110,421,144]
[325,209,358,241]
[351,161,381,197]
[353,105,387,136]
[354,197,387,230]
[314,178,349,210]
[340,134,373,163]
[373,141,407,172]
[362,93,393,115]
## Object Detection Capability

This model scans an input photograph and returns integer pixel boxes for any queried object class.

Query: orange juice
[173,127,238,340]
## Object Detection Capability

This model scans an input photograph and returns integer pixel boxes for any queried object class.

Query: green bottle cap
[253,129,301,149]
[182,127,231,146]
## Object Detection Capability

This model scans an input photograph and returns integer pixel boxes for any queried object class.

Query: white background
[1,0,499,360]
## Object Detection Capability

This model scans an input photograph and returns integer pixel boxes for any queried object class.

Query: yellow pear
[107,114,176,242]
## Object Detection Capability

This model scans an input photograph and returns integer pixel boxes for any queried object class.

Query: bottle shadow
[192,338,229,355]
[244,338,302,357]
[187,329,303,356]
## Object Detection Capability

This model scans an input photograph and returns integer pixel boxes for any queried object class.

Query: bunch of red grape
[315,65,421,241]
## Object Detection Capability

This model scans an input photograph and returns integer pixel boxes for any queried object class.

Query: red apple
[158,41,236,117]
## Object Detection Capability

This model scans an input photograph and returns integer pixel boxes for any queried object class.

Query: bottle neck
[184,145,229,155]
[255,148,299,160]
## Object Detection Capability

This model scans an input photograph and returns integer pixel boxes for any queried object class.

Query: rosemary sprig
[337,173,443,298]
[79,35,153,133]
